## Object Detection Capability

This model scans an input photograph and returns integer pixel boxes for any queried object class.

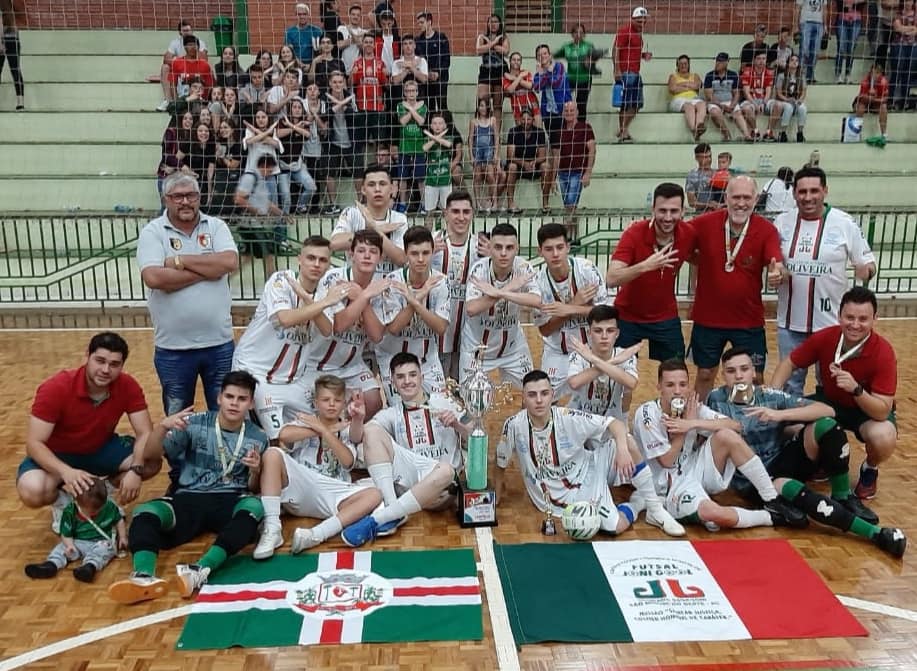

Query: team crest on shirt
[169,237,182,251]
[198,233,212,248]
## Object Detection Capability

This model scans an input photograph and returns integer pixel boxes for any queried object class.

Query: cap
[632,6,649,19]
[379,9,395,19]
[715,51,729,62]
[755,23,767,33]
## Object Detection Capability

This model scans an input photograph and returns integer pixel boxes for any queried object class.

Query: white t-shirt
[282,421,358,482]
[376,268,451,362]
[431,232,486,354]
[233,270,315,382]
[773,206,875,332]
[168,36,209,57]
[566,347,639,421]
[392,56,429,81]
[462,256,540,359]
[533,257,609,358]
[797,0,828,23]
[761,178,796,214]
[370,393,465,468]
[331,206,408,278]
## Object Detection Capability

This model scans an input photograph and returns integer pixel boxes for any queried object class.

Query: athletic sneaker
[645,507,686,537]
[175,564,211,599]
[838,494,879,525]
[25,561,59,579]
[321,204,342,215]
[108,572,169,604]
[341,515,380,547]
[253,527,284,560]
[874,527,907,558]
[376,517,406,537]
[291,527,322,554]
[156,99,170,112]
[763,496,809,528]
[854,463,878,500]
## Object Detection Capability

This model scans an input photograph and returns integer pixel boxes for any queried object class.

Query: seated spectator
[311,35,346,92]
[890,0,917,111]
[739,52,781,141]
[504,108,550,214]
[759,166,796,214]
[774,54,807,142]
[469,97,500,213]
[422,111,454,223]
[338,4,368,74]
[214,45,248,90]
[767,26,795,71]
[854,62,889,139]
[183,122,216,208]
[740,23,769,69]
[703,52,749,141]
[208,86,225,130]
[267,68,303,118]
[157,114,185,201]
[212,119,243,217]
[667,54,707,140]
[395,80,427,212]
[158,20,209,112]
[239,64,269,120]
[556,100,595,238]
[169,35,214,103]
[170,76,206,117]
[685,142,719,212]
[503,51,541,127]
[220,86,242,128]
[286,3,324,69]
[275,44,308,87]
[254,50,278,87]
[242,108,283,191]
[235,155,285,276]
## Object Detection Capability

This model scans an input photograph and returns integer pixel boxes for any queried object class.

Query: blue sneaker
[376,517,406,537]
[341,515,379,547]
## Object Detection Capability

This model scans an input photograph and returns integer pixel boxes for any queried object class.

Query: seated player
[634,359,807,531]
[707,348,905,558]
[338,353,470,546]
[498,370,685,537]
[251,375,384,557]
[108,372,270,604]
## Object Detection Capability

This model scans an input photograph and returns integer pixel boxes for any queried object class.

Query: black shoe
[874,527,907,558]
[764,495,809,529]
[73,563,98,583]
[778,131,788,143]
[25,561,59,579]
[796,131,806,142]
[838,494,879,525]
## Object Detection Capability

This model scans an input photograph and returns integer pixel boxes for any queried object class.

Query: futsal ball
[562,501,601,541]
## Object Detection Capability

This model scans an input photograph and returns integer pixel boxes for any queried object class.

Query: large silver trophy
[447,345,512,528]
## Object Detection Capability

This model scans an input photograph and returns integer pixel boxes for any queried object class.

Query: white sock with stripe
[368,463,398,506]
[372,491,422,525]
[737,456,779,501]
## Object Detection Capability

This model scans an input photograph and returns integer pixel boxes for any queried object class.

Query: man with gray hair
[285,3,324,67]
[136,173,239,484]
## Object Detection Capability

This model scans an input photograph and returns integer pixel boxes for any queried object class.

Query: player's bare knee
[699,501,735,527]
[430,463,456,492]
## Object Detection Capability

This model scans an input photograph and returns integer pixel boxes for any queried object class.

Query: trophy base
[456,479,498,528]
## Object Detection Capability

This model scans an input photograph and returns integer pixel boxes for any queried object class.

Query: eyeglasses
[167,192,201,203]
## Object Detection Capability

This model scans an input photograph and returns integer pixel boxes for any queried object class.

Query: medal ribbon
[834,331,870,366]
[724,215,751,270]
[214,414,247,481]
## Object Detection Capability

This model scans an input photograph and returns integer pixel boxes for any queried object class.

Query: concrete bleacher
[1,29,914,214]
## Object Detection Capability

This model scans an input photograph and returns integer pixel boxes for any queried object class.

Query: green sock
[132,550,158,576]
[849,517,880,540]
[780,479,805,499]
[198,545,228,571]
[829,472,851,500]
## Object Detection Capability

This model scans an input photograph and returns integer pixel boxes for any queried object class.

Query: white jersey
[282,421,358,482]
[369,393,465,469]
[305,266,390,374]
[501,407,616,515]
[431,232,486,354]
[633,399,726,496]
[376,268,451,363]
[533,257,609,358]
[462,256,540,360]
[566,347,639,421]
[331,206,408,278]
[774,206,875,333]
[233,270,315,383]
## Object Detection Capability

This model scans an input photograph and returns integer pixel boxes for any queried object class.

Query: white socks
[310,516,344,542]
[737,456,779,502]
[373,491,422,525]
[733,507,774,528]
[261,496,282,530]
[368,463,397,505]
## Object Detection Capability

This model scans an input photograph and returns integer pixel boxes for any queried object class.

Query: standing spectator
[740,24,770,70]
[183,122,216,209]
[285,3,324,69]
[704,52,748,141]
[338,4,367,74]
[554,24,601,121]
[391,33,429,105]
[556,100,595,238]
[311,35,346,93]
[302,82,330,211]
[157,114,184,202]
[890,0,917,110]
[321,0,342,53]
[239,64,268,119]
[854,62,889,139]
[469,97,500,214]
[533,44,572,179]
[214,46,248,91]
[612,6,651,143]
[768,26,796,71]
[685,142,718,212]
[275,44,307,87]
[1,5,23,109]
[503,52,540,126]
[323,71,360,213]
[267,68,303,118]
[375,10,400,76]
[169,35,214,101]
[667,54,707,139]
[235,155,286,276]
[372,0,398,28]
[212,119,243,217]
[504,108,550,214]
[220,87,242,128]
[394,80,427,212]
[835,0,865,83]
[415,12,451,111]
[157,20,209,112]
[774,54,808,141]
[739,52,782,141]
[351,34,389,152]
[875,0,897,70]
[255,50,277,85]
[759,166,797,214]
[797,0,829,83]
[276,98,318,215]
[422,111,453,222]
[475,14,510,113]
[137,173,239,417]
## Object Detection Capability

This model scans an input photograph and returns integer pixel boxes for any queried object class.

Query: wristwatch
[852,384,864,397]
[128,464,144,476]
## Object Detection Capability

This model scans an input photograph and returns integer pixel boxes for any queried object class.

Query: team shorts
[302,363,380,398]
[278,450,368,519]
[459,341,533,389]
[666,436,735,520]
[250,376,313,440]
[541,348,573,393]
[541,439,621,533]
[390,441,440,490]
[616,317,685,362]
[766,429,818,483]
[18,434,134,480]
[140,492,260,549]
[688,323,767,371]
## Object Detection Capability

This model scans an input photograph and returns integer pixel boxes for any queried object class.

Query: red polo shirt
[613,219,697,323]
[790,325,897,408]
[31,367,148,455]
[690,209,782,329]
[614,23,643,74]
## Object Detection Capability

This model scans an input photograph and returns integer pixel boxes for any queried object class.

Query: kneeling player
[634,359,807,530]
[499,370,685,537]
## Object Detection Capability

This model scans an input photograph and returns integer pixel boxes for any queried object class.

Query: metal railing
[1,208,915,306]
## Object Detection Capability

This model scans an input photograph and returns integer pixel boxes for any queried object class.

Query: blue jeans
[800,21,825,82]
[153,340,235,414]
[835,19,862,78]
[557,170,584,208]
[777,327,823,397]
[890,42,917,105]
[278,167,317,214]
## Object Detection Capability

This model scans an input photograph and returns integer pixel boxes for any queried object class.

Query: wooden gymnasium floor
[0,318,915,671]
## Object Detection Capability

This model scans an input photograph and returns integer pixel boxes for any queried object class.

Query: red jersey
[614,23,643,74]
[169,57,215,97]
[858,73,889,99]
[790,325,897,408]
[613,219,697,323]
[351,57,387,111]
[503,71,539,120]
[740,66,774,101]
[690,209,783,329]
[31,367,148,455]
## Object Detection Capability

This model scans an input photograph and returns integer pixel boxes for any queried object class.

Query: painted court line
[838,595,917,622]
[475,527,521,671]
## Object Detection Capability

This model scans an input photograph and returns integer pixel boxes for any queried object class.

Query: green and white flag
[177,548,482,650]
